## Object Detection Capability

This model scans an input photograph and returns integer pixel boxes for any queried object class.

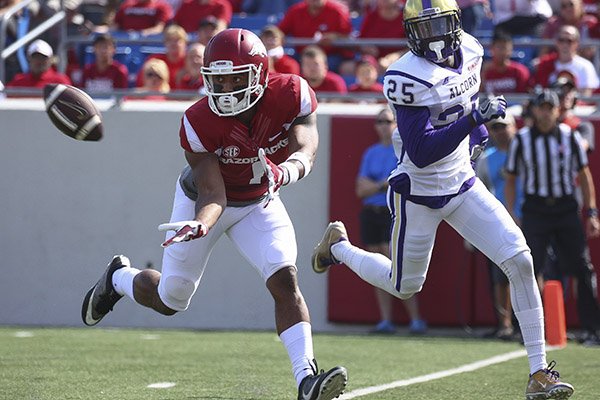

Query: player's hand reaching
[258,148,286,206]
[158,220,208,247]
[472,95,507,125]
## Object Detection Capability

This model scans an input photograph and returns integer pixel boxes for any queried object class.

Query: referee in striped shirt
[504,89,600,341]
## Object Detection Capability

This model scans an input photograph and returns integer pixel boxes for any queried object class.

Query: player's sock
[516,308,547,374]
[112,266,140,300]
[499,251,547,374]
[280,321,315,387]
[331,241,396,294]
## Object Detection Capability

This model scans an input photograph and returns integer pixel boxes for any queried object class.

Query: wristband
[279,161,298,185]
[287,151,312,177]
[587,208,599,218]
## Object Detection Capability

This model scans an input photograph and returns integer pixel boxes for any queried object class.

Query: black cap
[533,89,560,107]
[92,33,115,46]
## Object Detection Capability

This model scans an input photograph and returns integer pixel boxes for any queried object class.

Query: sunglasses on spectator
[145,71,163,79]
[375,119,395,125]
[561,2,574,8]
[557,37,576,43]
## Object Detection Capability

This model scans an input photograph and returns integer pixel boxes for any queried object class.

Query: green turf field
[1,327,598,399]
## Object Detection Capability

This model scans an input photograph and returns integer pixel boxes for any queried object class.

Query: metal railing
[0,0,67,83]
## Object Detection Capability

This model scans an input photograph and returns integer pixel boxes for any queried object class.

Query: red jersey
[7,69,71,88]
[348,82,383,93]
[278,1,352,55]
[272,55,300,75]
[482,61,531,94]
[136,54,185,88]
[179,73,317,202]
[308,71,347,93]
[358,8,406,57]
[114,0,173,30]
[174,0,232,32]
[82,61,129,92]
[534,53,559,88]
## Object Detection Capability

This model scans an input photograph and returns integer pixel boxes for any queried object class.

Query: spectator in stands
[278,0,353,70]
[481,31,532,95]
[535,25,600,96]
[175,42,205,92]
[81,33,129,93]
[260,25,300,75]
[138,24,187,89]
[7,39,71,89]
[348,55,383,101]
[300,45,347,95]
[358,0,406,59]
[134,58,170,99]
[242,0,300,15]
[112,0,173,36]
[541,0,597,58]
[552,73,595,151]
[75,0,122,33]
[196,15,224,46]
[457,0,491,34]
[174,0,232,33]
[492,0,553,37]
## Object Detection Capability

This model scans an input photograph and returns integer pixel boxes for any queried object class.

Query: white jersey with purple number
[383,32,483,197]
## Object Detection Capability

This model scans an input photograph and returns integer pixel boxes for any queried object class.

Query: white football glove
[158,220,208,248]
[472,95,507,125]
[257,148,285,207]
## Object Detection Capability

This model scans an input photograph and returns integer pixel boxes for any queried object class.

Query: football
[44,84,103,141]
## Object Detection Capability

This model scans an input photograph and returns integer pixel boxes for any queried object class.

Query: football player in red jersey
[81,28,348,400]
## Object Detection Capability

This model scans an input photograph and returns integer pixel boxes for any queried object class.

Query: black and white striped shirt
[505,123,588,198]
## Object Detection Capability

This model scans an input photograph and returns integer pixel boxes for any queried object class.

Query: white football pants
[158,182,297,311]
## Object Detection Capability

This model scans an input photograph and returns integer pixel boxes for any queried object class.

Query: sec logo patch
[223,145,240,158]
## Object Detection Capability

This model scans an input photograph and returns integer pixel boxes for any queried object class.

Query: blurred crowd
[2,0,600,104]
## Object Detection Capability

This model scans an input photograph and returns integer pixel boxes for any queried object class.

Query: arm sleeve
[393,104,475,168]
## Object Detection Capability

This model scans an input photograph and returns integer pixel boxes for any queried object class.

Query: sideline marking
[340,347,559,399]
[147,382,176,389]
[14,331,34,338]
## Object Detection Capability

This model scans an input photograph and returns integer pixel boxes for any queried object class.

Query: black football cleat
[298,359,348,400]
[81,255,129,326]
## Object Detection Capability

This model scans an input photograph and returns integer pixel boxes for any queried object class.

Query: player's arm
[158,151,226,247]
[185,150,226,228]
[393,104,477,168]
[284,112,318,180]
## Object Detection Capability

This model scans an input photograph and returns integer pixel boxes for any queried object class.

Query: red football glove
[158,220,208,248]
[258,148,286,206]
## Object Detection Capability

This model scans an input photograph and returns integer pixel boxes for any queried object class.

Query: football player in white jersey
[312,1,574,398]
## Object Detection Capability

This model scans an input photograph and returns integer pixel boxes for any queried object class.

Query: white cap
[27,39,53,57]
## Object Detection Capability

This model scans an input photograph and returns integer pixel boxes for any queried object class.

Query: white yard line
[340,346,560,399]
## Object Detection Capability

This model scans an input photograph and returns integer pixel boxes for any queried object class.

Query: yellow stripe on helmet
[404,0,459,21]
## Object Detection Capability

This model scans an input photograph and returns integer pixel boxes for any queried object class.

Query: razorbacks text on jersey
[383,32,484,198]
[179,73,317,202]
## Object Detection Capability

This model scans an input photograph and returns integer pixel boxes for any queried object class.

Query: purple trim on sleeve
[384,70,433,88]
[469,124,489,148]
[422,0,432,8]
[393,104,475,168]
